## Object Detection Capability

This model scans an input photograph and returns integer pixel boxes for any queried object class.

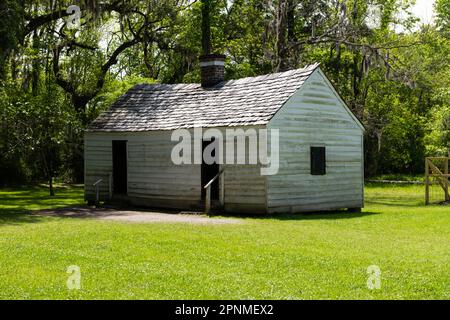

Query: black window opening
[310,146,326,175]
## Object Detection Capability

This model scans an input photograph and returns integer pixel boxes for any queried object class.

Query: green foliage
[435,0,450,33]
[0,0,449,183]
[425,104,450,155]
[0,0,24,76]
[0,82,83,185]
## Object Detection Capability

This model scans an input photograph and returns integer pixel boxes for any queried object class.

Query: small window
[311,146,326,175]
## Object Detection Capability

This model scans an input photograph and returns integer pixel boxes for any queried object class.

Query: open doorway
[112,140,127,195]
[201,139,219,200]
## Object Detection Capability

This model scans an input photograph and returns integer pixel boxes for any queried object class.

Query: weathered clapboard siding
[266,68,364,213]
[85,127,266,212]
[217,126,267,213]
[84,131,201,207]
[221,164,266,213]
[84,133,113,200]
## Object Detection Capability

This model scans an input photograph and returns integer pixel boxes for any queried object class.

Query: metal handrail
[204,169,224,214]
[93,179,103,204]
[93,179,103,187]
[203,169,224,189]
[92,173,113,205]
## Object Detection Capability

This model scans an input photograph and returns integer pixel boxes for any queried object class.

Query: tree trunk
[0,48,11,81]
[49,176,54,196]
[31,30,40,96]
[276,0,288,71]
[201,0,212,55]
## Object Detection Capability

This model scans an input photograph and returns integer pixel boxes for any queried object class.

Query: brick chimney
[199,54,225,88]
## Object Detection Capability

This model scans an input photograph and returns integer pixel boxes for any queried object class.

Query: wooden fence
[425,157,449,205]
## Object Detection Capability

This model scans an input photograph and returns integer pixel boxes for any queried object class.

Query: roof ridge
[130,62,321,90]
[219,63,320,87]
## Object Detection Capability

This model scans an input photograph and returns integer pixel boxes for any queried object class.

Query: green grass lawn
[0,183,448,300]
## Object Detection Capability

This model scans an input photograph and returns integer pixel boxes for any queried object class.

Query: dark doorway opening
[201,139,219,200]
[112,140,127,194]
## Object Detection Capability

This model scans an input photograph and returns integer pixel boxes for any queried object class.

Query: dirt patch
[36,206,241,225]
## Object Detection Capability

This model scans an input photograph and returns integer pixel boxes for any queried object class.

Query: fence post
[425,158,429,205]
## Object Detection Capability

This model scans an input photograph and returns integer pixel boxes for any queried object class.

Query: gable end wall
[266,69,364,213]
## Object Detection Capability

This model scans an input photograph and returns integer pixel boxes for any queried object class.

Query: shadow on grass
[273,210,380,221]
[365,199,424,207]
[0,208,47,226]
[216,209,380,221]
[0,205,381,225]
[0,185,84,226]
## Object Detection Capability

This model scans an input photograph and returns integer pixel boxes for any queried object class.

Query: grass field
[0,183,448,299]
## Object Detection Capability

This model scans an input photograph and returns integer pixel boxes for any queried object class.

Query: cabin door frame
[112,140,128,195]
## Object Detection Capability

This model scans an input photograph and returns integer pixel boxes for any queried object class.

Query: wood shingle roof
[87,63,320,132]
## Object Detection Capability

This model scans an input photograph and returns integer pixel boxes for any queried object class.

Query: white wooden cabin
[85,61,364,214]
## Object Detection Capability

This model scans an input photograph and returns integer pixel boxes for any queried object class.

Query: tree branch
[24,9,70,39]
[96,38,140,90]
[23,0,127,39]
